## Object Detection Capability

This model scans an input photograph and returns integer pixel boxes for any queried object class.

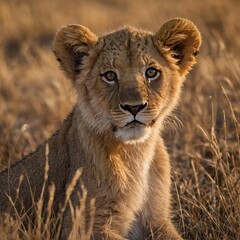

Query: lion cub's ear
[154,18,201,76]
[53,25,98,82]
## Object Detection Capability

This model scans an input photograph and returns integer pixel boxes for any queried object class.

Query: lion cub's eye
[101,71,117,84]
[145,67,161,81]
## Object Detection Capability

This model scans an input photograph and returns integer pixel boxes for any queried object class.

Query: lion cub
[0,18,201,239]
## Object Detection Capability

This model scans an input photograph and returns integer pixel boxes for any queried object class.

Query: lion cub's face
[87,30,177,142]
[53,19,201,142]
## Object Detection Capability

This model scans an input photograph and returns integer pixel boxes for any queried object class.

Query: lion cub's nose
[120,103,147,116]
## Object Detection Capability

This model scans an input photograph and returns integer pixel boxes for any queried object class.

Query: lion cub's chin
[114,125,151,144]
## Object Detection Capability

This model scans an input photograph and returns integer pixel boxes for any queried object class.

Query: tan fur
[0,18,201,239]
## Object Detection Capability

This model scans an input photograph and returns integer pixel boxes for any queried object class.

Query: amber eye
[145,67,160,81]
[101,71,117,84]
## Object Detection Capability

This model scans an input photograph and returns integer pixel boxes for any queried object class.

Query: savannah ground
[0,0,239,239]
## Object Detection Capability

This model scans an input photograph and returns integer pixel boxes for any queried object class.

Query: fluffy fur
[0,18,201,239]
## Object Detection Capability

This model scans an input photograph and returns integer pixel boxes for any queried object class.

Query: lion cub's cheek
[114,125,151,143]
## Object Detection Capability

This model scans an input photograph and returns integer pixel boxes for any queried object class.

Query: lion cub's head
[53,19,201,143]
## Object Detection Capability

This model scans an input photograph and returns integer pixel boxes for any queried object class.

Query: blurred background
[0,0,239,239]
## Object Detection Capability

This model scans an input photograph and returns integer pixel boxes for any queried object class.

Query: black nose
[120,103,147,116]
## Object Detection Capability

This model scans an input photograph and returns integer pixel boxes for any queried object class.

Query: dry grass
[0,0,239,239]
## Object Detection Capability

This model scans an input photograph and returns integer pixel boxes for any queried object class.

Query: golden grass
[0,0,239,239]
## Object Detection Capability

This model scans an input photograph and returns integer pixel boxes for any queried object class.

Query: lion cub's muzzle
[111,101,153,141]
[119,102,148,126]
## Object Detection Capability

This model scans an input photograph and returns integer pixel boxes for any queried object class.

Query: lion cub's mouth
[112,119,152,141]
[125,120,144,128]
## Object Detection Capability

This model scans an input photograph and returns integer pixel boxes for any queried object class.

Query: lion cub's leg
[145,141,182,240]
[148,222,183,240]
[128,139,182,240]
